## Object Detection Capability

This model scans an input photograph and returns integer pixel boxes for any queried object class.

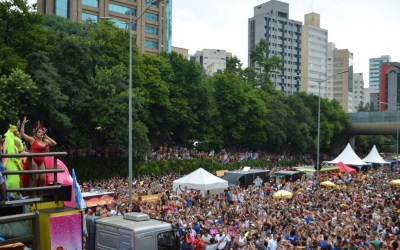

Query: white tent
[363,145,389,164]
[173,168,228,195]
[325,143,369,166]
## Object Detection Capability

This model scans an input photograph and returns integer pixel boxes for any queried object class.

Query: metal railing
[0,212,40,248]
[1,152,67,200]
[0,152,68,248]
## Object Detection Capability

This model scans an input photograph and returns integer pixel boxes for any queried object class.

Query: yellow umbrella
[273,190,293,199]
[389,180,400,186]
[320,181,336,187]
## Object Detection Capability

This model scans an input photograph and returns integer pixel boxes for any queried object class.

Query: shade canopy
[336,161,356,174]
[320,181,336,187]
[389,180,400,186]
[363,145,389,165]
[325,143,369,166]
[172,168,228,192]
[272,190,293,199]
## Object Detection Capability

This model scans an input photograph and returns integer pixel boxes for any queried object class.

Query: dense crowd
[83,165,400,250]
[64,145,311,164]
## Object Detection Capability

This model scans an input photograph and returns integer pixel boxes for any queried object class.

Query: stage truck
[88,212,179,250]
[0,151,178,249]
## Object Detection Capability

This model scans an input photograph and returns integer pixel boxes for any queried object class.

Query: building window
[82,12,98,23]
[145,12,158,21]
[112,19,132,30]
[54,0,69,18]
[145,26,158,35]
[145,40,158,49]
[82,0,98,7]
[109,3,136,16]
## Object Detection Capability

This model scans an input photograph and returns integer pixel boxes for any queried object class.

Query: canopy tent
[336,161,356,174]
[325,143,369,166]
[362,145,389,165]
[173,168,228,195]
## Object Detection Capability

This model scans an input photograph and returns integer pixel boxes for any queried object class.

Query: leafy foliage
[0,2,351,163]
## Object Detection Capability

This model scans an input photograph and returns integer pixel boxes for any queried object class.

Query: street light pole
[128,0,163,207]
[316,70,348,183]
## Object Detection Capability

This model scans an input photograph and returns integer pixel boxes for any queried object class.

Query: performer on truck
[3,124,24,197]
[20,116,56,197]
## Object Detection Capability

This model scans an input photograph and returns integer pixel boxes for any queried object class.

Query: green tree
[0,69,38,123]
[0,0,46,74]
[248,38,281,91]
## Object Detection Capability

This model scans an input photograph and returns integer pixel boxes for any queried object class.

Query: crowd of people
[62,144,311,164]
[82,165,400,250]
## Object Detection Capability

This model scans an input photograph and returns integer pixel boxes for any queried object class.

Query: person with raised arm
[20,116,56,197]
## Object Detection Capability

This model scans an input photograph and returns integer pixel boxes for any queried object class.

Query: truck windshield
[157,230,178,250]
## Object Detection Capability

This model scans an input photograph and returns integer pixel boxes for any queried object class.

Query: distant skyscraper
[194,49,232,76]
[248,0,302,95]
[326,42,336,100]
[353,73,365,111]
[363,87,380,111]
[300,12,328,97]
[380,62,400,111]
[37,0,171,55]
[333,49,353,112]
[369,55,391,89]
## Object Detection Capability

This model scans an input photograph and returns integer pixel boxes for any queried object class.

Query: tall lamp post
[316,70,348,182]
[127,0,163,207]
[101,1,163,207]
[379,101,399,170]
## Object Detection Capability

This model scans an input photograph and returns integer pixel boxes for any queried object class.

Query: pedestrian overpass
[348,111,400,135]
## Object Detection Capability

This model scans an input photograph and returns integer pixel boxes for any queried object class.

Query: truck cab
[92,212,178,250]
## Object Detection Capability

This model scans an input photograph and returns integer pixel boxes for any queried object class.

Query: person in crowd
[3,124,24,198]
[0,172,5,203]
[79,161,400,250]
[20,117,56,197]
[193,233,205,250]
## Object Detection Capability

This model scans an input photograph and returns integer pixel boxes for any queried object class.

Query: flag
[72,168,86,210]
[72,168,87,236]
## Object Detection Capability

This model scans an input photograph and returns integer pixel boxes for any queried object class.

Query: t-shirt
[318,241,332,250]
[205,243,218,250]
[371,240,382,250]
[268,239,278,250]
[287,235,299,244]
[193,238,205,250]
[215,234,230,250]
[202,234,212,244]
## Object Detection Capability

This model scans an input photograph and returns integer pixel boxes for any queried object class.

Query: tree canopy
[0,1,353,160]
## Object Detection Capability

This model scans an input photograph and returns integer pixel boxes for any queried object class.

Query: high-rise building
[380,62,400,111]
[194,49,232,76]
[172,46,189,60]
[37,0,172,55]
[300,12,328,97]
[363,87,380,111]
[353,73,365,111]
[326,42,335,100]
[369,55,391,89]
[333,49,353,112]
[248,0,302,95]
